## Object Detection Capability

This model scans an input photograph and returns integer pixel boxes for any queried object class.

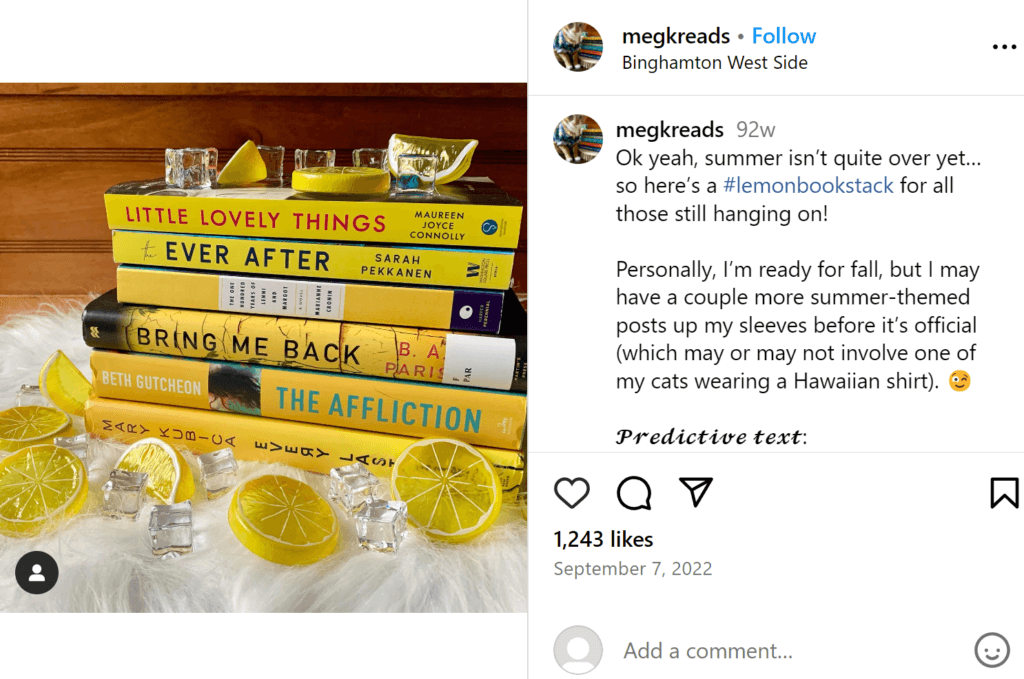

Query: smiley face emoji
[975,632,1009,668]
[949,370,971,392]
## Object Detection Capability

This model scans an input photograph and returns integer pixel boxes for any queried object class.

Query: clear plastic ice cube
[294,149,336,170]
[346,475,382,513]
[54,433,90,470]
[102,469,149,520]
[207,147,219,182]
[329,463,382,513]
[355,499,408,553]
[352,148,387,170]
[198,448,238,499]
[329,462,371,495]
[257,145,285,181]
[165,148,212,189]
[395,153,437,194]
[330,461,372,482]
[149,500,193,558]
[14,384,47,407]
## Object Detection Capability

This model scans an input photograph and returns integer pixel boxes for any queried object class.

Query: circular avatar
[553,115,602,164]
[554,625,603,674]
[553,23,602,71]
[949,370,971,392]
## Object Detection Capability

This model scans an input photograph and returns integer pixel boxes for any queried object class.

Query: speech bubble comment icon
[617,476,652,510]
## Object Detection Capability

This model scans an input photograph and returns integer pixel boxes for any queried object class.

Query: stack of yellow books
[84,147,527,499]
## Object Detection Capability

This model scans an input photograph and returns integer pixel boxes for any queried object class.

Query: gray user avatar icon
[554,625,603,674]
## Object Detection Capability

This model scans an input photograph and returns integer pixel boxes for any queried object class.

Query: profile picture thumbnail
[553,23,603,71]
[553,625,603,674]
[553,115,602,164]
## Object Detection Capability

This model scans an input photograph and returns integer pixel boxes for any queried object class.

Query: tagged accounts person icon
[15,551,58,594]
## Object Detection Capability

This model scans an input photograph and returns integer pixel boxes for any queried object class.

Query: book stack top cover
[104,176,523,249]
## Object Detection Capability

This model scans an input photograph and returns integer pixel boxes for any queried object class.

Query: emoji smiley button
[949,370,971,392]
[975,632,1010,668]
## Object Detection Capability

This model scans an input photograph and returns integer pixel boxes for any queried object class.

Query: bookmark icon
[990,478,1019,509]
[679,478,713,508]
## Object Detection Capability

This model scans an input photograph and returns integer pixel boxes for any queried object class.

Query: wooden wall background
[0,83,527,298]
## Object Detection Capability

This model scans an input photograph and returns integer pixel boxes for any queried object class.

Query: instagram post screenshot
[0,1,1021,677]
[528,1,1022,678]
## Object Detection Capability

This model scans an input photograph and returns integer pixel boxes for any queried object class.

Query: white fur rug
[0,300,527,612]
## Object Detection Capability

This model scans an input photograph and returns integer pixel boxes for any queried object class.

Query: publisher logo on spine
[481,219,498,235]
[467,263,480,278]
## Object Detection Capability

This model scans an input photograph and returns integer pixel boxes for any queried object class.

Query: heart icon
[554,477,590,509]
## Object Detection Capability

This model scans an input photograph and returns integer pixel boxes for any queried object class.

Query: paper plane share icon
[679,478,713,508]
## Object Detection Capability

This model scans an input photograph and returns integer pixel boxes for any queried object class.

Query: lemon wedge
[216,140,267,186]
[0,406,73,453]
[228,475,339,565]
[387,134,478,185]
[39,350,92,417]
[0,444,88,536]
[114,437,195,504]
[292,166,391,194]
[391,438,501,543]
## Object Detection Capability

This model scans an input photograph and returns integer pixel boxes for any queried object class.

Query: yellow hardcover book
[86,397,525,500]
[90,351,527,449]
[84,291,528,391]
[116,266,525,334]
[111,230,514,290]
[104,177,523,249]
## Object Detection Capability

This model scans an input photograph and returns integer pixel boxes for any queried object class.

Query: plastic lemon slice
[387,134,478,185]
[216,140,267,186]
[0,444,88,537]
[114,437,195,504]
[292,166,391,194]
[391,438,502,543]
[39,350,92,418]
[228,475,339,565]
[0,406,73,453]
